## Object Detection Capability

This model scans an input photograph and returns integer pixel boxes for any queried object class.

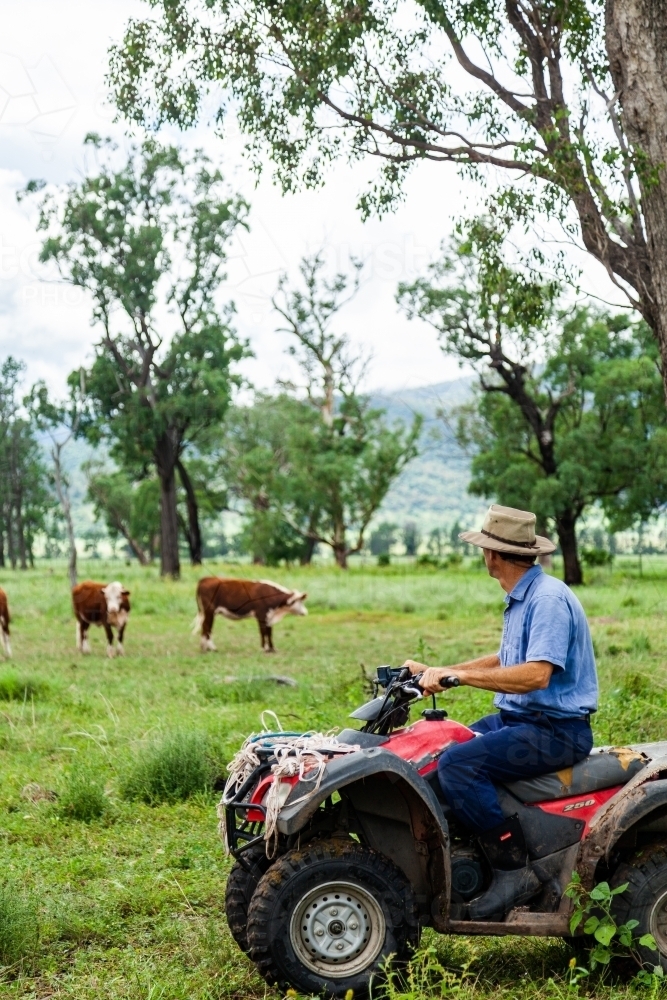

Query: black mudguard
[277,747,448,839]
[578,760,667,885]
[277,747,451,926]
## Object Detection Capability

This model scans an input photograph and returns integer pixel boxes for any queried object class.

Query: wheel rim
[289,880,386,979]
[650,889,667,954]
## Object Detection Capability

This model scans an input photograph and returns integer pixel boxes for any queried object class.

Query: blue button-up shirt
[494,565,598,719]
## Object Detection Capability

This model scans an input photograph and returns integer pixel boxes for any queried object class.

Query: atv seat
[504,747,647,804]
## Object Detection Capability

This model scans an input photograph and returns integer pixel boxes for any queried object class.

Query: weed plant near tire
[120,731,213,805]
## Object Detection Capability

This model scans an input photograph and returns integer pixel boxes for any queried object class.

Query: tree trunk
[52,444,78,588]
[607,0,667,391]
[0,527,5,568]
[555,511,583,587]
[154,433,181,578]
[7,507,15,570]
[117,524,151,566]
[300,535,317,565]
[333,544,348,568]
[332,515,348,568]
[16,498,27,570]
[176,459,202,565]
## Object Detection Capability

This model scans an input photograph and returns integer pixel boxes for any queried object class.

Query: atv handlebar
[436,675,461,690]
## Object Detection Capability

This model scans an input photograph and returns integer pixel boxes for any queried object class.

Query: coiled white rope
[218,724,361,856]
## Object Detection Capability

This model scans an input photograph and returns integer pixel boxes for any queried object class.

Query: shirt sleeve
[524,595,571,672]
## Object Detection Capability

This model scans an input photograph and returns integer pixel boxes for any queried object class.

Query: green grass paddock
[0,558,665,997]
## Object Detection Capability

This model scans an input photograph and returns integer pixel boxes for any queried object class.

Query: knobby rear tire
[225,848,272,953]
[611,847,667,971]
[247,839,419,998]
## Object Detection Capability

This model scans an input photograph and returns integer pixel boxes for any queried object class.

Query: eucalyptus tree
[27,135,248,577]
[0,359,51,569]
[109,1,667,397]
[272,254,421,567]
[399,226,667,584]
[27,373,86,587]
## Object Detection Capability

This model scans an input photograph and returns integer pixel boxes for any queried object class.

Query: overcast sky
[0,0,628,400]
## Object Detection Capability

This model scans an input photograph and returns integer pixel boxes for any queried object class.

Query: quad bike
[222,666,667,997]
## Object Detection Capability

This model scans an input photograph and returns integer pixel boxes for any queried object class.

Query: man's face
[483,548,498,578]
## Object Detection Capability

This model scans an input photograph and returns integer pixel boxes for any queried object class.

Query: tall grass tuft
[58,765,107,823]
[0,672,42,701]
[198,677,265,703]
[121,731,213,805]
[0,882,39,965]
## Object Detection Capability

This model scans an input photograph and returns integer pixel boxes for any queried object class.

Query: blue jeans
[437,710,593,834]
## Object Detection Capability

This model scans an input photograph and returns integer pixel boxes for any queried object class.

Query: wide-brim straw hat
[460,504,556,557]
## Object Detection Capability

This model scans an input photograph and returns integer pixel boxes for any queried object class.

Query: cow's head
[103,581,129,614]
[286,591,308,616]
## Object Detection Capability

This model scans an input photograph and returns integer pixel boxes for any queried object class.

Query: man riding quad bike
[221,506,667,997]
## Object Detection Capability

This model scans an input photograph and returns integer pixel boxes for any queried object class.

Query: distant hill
[53,377,484,545]
[370,377,485,531]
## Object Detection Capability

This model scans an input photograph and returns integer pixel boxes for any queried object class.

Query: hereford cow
[0,588,11,657]
[72,581,131,658]
[194,577,307,653]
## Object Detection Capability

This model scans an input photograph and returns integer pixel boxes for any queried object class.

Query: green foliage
[197,678,265,703]
[402,521,421,557]
[28,136,249,577]
[582,549,614,568]
[220,255,420,568]
[0,881,39,965]
[399,226,667,584]
[0,357,53,569]
[105,0,661,359]
[379,943,471,998]
[86,468,159,565]
[0,672,42,701]
[58,764,108,823]
[370,522,398,556]
[120,731,213,805]
[565,873,659,975]
[377,552,391,566]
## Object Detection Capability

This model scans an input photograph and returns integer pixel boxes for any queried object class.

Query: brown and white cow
[0,588,11,657]
[72,581,131,658]
[194,577,307,653]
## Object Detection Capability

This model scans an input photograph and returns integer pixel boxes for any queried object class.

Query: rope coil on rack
[218,724,361,856]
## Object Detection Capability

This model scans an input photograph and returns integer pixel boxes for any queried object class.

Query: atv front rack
[224,760,272,857]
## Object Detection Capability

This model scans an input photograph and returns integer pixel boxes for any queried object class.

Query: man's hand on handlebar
[401,660,460,695]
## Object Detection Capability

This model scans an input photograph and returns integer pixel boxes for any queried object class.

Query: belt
[502,709,591,724]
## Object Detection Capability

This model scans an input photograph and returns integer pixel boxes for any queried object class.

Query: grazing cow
[72,580,131,658]
[0,588,11,657]
[194,577,308,653]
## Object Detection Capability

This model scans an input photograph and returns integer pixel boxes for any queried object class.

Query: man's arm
[403,658,554,695]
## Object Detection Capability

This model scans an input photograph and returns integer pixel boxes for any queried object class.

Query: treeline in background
[7,139,667,588]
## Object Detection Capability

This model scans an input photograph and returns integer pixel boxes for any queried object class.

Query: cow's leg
[266,625,275,653]
[117,623,126,656]
[79,621,92,654]
[200,609,217,652]
[104,623,115,659]
[0,619,10,658]
[258,618,275,653]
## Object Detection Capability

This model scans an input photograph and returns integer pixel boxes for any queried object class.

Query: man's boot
[468,814,542,921]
